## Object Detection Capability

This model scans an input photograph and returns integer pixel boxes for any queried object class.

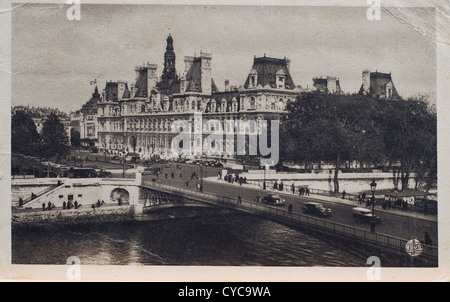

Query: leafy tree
[40,113,69,160]
[70,128,81,147]
[11,111,40,156]
[381,96,437,191]
[280,92,385,195]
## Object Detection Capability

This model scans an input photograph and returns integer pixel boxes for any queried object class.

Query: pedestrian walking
[342,190,346,199]
[42,203,46,211]
[288,204,293,214]
[291,183,295,194]
[238,195,242,204]
[63,201,66,210]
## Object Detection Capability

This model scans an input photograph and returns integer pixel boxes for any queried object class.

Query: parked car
[97,170,112,178]
[302,202,332,217]
[352,207,381,224]
[262,194,285,206]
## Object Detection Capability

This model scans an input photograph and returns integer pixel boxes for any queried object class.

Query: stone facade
[96,36,304,162]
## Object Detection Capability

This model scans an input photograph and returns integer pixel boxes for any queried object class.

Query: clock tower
[160,34,177,91]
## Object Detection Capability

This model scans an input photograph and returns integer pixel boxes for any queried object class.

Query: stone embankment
[12,205,134,227]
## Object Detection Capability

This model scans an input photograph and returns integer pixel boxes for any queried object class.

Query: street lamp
[200,165,204,192]
[263,164,267,190]
[370,179,377,233]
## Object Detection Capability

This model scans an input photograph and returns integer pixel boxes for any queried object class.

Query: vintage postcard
[1,0,449,283]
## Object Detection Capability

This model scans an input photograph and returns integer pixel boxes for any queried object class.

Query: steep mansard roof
[244,56,295,90]
[358,71,400,98]
[183,57,218,93]
[134,69,148,98]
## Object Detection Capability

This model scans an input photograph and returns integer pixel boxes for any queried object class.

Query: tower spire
[160,34,177,93]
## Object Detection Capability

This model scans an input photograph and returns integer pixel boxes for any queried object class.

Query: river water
[12,211,370,266]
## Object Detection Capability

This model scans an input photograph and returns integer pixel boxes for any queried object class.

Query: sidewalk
[204,177,437,223]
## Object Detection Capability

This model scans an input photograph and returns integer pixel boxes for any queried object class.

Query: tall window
[250,97,256,109]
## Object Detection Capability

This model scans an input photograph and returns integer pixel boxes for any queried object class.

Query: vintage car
[262,194,285,206]
[302,202,332,217]
[352,207,381,224]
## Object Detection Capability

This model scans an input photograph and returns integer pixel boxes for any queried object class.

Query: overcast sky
[12,3,436,113]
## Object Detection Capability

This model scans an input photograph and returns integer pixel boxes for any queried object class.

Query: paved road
[143,163,438,247]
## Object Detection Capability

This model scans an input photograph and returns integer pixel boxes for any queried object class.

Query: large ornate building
[83,35,399,163]
[95,35,304,162]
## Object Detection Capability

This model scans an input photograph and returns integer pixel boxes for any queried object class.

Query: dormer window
[248,68,258,88]
[276,69,286,89]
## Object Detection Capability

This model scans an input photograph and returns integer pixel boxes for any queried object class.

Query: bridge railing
[141,181,438,262]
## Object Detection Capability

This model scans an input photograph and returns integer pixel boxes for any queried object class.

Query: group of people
[91,199,106,209]
[297,186,310,196]
[273,181,284,191]
[222,174,247,185]
[42,201,55,211]
[357,192,411,212]
[62,200,80,210]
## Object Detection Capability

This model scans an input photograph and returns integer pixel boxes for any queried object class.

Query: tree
[280,92,385,195]
[70,128,81,147]
[381,96,437,191]
[40,113,70,160]
[11,111,40,156]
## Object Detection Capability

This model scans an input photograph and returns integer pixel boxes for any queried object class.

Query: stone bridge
[13,173,191,213]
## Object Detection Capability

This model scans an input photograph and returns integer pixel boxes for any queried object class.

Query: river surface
[12,211,374,266]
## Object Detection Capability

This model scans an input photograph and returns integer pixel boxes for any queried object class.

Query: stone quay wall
[12,205,134,226]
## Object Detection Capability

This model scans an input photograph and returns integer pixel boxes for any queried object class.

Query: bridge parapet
[140,181,438,265]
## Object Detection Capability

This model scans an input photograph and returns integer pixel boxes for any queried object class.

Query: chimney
[200,51,212,95]
[362,69,371,94]
[224,80,230,92]
[184,56,195,73]
[146,64,158,96]
[135,66,142,82]
[326,76,337,93]
[117,80,126,99]
[285,57,291,71]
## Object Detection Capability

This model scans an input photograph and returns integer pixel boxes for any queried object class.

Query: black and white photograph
[1,0,449,282]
